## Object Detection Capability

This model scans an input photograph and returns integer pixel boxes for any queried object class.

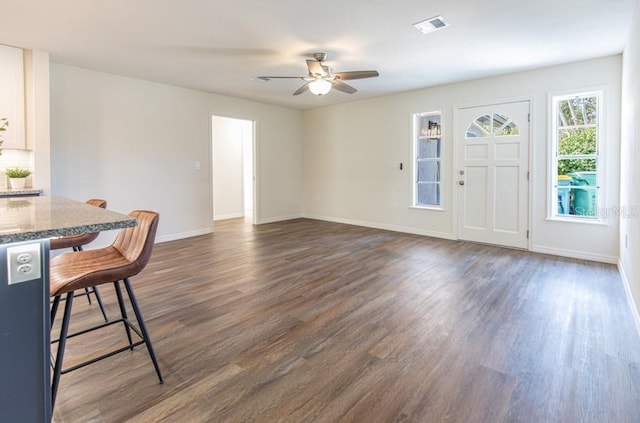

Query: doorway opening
[211,115,255,224]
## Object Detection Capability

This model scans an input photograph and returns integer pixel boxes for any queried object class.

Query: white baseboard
[531,244,617,264]
[256,214,303,224]
[618,260,640,339]
[302,213,456,240]
[213,213,245,221]
[155,228,213,243]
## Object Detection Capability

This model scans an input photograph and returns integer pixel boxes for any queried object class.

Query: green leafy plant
[0,118,8,155]
[5,167,32,178]
[557,127,596,175]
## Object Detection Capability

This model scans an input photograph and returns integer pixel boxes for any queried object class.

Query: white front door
[456,101,530,249]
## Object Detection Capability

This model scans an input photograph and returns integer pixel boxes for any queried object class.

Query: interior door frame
[452,96,534,250]
[209,113,258,231]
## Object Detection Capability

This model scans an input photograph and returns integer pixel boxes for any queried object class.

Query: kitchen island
[0,197,136,423]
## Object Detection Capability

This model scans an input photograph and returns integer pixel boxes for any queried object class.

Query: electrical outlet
[6,243,41,285]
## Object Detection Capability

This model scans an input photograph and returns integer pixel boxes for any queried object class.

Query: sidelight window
[550,91,602,219]
[413,111,442,208]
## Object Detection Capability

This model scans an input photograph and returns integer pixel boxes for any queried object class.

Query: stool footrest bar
[60,340,146,375]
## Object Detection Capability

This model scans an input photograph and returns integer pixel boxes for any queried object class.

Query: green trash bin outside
[557,175,572,214]
[568,171,597,216]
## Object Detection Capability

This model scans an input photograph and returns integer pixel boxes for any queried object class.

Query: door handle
[458,181,465,186]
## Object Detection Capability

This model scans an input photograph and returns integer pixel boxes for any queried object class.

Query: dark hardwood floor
[52,218,640,422]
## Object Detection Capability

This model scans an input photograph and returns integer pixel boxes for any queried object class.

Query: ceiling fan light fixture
[257,53,378,96]
[309,79,332,96]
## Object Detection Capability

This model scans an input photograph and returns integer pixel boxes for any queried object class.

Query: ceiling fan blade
[257,76,306,81]
[332,80,357,94]
[306,59,327,77]
[334,70,379,80]
[293,83,310,96]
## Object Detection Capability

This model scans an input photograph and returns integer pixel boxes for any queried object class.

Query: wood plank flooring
[52,218,640,422]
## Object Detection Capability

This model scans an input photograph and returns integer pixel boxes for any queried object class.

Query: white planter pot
[9,177,26,190]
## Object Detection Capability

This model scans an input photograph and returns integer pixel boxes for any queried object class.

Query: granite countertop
[0,188,44,197]
[0,196,137,244]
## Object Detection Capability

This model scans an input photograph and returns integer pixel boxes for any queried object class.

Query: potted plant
[5,167,32,190]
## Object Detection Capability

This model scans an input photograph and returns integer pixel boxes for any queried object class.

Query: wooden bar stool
[50,199,109,321]
[49,210,164,409]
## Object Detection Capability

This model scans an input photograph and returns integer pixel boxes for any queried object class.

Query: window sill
[410,206,446,212]
[545,216,609,226]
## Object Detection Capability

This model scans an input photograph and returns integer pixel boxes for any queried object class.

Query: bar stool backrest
[113,210,159,276]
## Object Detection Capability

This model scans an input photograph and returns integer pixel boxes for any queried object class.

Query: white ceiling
[3,0,638,110]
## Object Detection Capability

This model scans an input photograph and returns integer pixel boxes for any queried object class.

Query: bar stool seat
[51,246,142,296]
[49,210,164,409]
[50,199,109,321]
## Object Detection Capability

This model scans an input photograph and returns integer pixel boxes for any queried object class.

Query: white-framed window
[413,111,442,208]
[550,90,602,220]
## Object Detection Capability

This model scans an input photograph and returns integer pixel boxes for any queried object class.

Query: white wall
[619,3,640,326]
[212,116,245,220]
[50,64,302,244]
[302,56,622,263]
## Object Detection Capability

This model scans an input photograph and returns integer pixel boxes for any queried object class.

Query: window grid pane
[557,127,597,157]
[556,186,598,217]
[417,160,440,183]
[417,182,440,207]
[417,138,441,159]
[557,96,598,127]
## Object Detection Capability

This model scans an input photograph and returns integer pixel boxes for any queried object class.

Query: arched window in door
[466,113,519,138]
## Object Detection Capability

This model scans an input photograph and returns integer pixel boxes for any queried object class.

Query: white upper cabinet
[0,44,25,150]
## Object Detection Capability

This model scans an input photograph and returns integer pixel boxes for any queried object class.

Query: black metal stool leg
[124,278,164,384]
[50,295,61,329]
[114,280,134,349]
[51,292,74,410]
[83,287,93,305]
[92,286,108,321]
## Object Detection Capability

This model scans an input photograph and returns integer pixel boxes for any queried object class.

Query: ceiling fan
[257,53,379,96]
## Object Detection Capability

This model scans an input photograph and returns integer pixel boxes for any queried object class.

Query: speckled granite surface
[0,189,43,197]
[0,196,137,244]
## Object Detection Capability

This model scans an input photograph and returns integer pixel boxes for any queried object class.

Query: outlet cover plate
[6,243,41,285]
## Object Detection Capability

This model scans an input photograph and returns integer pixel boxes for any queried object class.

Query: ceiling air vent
[413,16,450,34]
